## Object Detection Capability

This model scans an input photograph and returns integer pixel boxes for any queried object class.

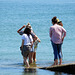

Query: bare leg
[55,59,58,65]
[23,57,30,67]
[52,59,58,66]
[33,52,36,62]
[59,58,62,65]
[22,56,25,65]
[29,52,33,64]
[29,53,31,63]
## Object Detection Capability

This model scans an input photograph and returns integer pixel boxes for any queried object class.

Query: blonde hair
[26,23,31,29]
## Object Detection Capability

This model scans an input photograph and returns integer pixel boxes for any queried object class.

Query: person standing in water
[57,18,64,58]
[21,28,33,67]
[17,23,40,63]
[26,24,41,63]
[33,36,41,62]
[17,23,36,64]
[49,16,66,65]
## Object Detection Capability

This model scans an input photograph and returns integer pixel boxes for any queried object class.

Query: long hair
[52,16,57,24]
[24,28,31,36]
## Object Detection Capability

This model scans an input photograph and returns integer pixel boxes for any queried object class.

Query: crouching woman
[21,28,33,67]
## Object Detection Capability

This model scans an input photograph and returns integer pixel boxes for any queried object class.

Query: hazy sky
[0,0,75,4]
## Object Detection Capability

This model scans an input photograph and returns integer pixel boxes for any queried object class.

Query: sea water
[0,1,75,75]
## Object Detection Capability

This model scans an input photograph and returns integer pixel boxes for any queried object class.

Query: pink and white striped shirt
[49,24,66,44]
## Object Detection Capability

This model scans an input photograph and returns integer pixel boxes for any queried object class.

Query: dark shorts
[22,45,31,58]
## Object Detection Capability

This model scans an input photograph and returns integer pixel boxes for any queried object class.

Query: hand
[62,37,64,42]
[38,39,41,42]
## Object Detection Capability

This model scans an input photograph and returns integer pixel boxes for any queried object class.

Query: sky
[0,0,75,4]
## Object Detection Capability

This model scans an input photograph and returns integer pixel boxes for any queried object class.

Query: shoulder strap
[27,35,31,42]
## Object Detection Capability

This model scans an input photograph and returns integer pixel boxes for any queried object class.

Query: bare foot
[59,63,62,65]
[34,59,36,62]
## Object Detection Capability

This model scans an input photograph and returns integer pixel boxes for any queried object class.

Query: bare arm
[37,37,41,42]
[62,36,65,42]
[17,25,25,33]
[62,32,66,42]
[35,35,41,42]
[30,41,33,48]
[31,30,41,42]
[62,27,66,42]
[21,39,24,50]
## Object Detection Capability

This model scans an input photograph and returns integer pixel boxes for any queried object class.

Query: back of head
[56,18,63,26]
[24,28,31,35]
[26,23,31,29]
[52,16,57,24]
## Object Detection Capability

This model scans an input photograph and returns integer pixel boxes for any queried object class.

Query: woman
[21,28,33,67]
[26,23,40,63]
[17,23,40,63]
[57,18,63,26]
[49,16,66,65]
[33,37,41,62]
[17,23,37,64]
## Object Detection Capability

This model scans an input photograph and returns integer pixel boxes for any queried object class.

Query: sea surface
[0,1,75,75]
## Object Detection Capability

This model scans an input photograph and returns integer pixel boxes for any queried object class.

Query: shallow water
[0,1,75,75]
[0,61,72,75]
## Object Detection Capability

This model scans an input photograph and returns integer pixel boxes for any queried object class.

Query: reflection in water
[1,62,73,75]
[54,72,63,75]
[4,61,74,75]
[24,68,36,73]
[22,62,37,75]
[22,68,36,75]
